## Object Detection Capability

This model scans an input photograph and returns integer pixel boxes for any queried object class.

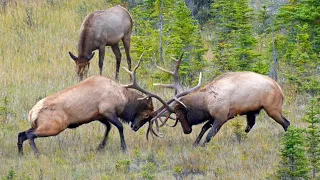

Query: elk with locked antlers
[69,5,132,81]
[132,54,290,146]
[17,54,173,157]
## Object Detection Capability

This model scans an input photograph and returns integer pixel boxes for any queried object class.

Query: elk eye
[144,114,149,118]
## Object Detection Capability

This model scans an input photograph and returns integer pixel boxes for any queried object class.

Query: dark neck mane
[119,90,143,123]
[183,92,211,125]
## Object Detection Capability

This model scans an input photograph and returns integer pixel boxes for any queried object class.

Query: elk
[133,57,290,146]
[69,5,132,81]
[17,55,172,157]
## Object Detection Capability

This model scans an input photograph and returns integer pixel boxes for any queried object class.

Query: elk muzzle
[175,109,192,134]
[76,62,89,81]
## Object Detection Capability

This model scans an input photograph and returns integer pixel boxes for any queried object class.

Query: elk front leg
[193,120,213,146]
[245,112,256,133]
[203,120,225,146]
[122,36,131,71]
[26,129,40,157]
[104,113,127,152]
[97,119,111,150]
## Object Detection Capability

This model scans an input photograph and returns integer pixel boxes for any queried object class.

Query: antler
[150,72,202,123]
[151,53,202,126]
[122,53,175,139]
[123,53,174,113]
[154,53,184,94]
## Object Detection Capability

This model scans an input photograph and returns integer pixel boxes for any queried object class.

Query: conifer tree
[276,0,320,94]
[276,127,310,179]
[131,0,205,84]
[303,98,320,179]
[210,0,265,79]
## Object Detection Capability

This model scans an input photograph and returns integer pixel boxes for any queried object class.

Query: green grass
[0,0,309,179]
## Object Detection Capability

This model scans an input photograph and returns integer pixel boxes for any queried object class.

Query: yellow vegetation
[0,0,307,179]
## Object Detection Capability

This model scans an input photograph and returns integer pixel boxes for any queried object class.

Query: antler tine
[151,72,202,126]
[146,120,163,140]
[123,53,175,113]
[154,53,184,94]
[122,53,144,88]
[154,72,202,116]
[174,72,202,99]
[155,65,174,75]
[153,83,177,89]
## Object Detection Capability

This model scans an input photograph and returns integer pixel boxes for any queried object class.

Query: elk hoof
[245,126,251,133]
[96,144,106,151]
[192,142,200,147]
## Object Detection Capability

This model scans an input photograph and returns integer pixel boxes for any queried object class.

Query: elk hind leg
[17,130,28,156]
[265,109,290,131]
[99,46,106,75]
[122,35,131,71]
[29,123,65,157]
[25,129,40,157]
[111,43,122,81]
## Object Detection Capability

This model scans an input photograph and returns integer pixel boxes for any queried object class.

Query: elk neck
[78,14,96,58]
[118,90,144,123]
[181,91,211,126]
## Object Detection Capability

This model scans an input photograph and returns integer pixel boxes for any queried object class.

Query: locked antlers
[153,53,202,127]
[123,53,202,140]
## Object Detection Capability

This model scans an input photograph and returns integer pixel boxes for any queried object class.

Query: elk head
[131,97,154,131]
[174,103,192,134]
[69,52,95,81]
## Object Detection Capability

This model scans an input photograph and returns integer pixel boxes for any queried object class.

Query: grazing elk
[132,56,290,146]
[17,55,171,157]
[69,5,132,81]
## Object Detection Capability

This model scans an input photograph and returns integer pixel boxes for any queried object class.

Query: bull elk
[132,55,291,146]
[17,54,172,157]
[69,5,132,81]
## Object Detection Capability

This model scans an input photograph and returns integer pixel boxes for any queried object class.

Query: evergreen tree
[303,98,320,179]
[209,0,265,79]
[132,0,206,84]
[276,127,310,179]
[276,0,320,94]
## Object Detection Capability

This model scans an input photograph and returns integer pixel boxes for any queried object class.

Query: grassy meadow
[0,0,310,179]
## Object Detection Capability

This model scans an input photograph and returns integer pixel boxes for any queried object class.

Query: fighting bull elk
[17,54,176,157]
[132,55,291,146]
[69,5,132,81]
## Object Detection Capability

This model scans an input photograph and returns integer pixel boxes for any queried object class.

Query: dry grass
[0,0,309,179]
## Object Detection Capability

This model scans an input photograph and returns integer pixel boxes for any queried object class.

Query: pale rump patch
[29,98,46,128]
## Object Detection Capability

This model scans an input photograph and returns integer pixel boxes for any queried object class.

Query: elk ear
[69,52,78,61]
[87,52,95,61]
